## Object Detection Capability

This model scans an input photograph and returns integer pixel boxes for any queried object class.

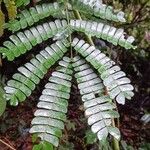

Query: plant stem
[65,1,73,59]
[74,8,120,150]
[0,55,2,66]
[0,139,16,150]
[112,119,120,150]
[73,10,95,46]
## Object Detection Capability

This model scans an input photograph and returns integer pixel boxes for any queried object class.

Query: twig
[65,1,73,58]
[0,139,16,150]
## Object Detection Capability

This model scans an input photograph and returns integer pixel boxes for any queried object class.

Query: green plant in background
[109,0,150,59]
[0,0,137,149]
[121,140,150,150]
[0,0,41,37]
[0,0,17,36]
[0,75,6,116]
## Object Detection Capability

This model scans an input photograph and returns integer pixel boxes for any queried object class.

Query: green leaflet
[33,141,53,150]
[70,20,137,49]
[73,55,120,141]
[1,20,69,61]
[30,57,73,148]
[1,16,136,61]
[72,38,134,105]
[15,0,30,7]
[70,0,126,22]
[85,130,97,145]
[4,40,69,106]
[6,2,65,32]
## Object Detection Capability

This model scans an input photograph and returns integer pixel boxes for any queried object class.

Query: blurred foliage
[33,141,53,150]
[139,142,150,150]
[121,140,150,150]
[141,113,150,124]
[57,142,74,150]
[0,0,17,36]
[104,0,150,59]
[0,7,5,36]
[4,0,17,20]
[0,75,6,116]
[65,120,76,131]
[85,130,97,145]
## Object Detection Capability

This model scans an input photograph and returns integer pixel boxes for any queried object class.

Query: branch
[112,119,120,150]
[0,139,16,150]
